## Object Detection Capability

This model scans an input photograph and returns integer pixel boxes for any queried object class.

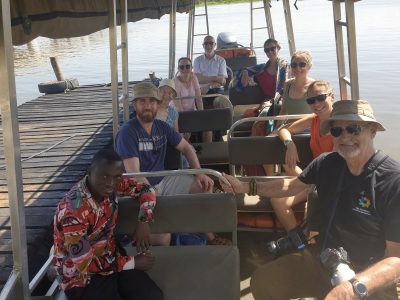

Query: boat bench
[229,86,266,136]
[44,193,239,300]
[178,108,233,166]
[116,193,240,300]
[228,133,313,231]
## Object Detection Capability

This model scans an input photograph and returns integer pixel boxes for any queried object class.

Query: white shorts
[154,175,195,196]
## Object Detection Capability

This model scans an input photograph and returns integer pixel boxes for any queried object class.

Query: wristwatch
[349,278,368,299]
[283,139,293,148]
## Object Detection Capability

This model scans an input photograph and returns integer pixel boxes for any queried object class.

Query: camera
[320,247,355,286]
[267,223,308,255]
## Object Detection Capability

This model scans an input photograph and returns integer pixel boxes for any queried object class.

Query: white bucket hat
[159,78,177,98]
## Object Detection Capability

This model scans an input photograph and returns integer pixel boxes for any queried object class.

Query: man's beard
[337,147,361,159]
[138,110,156,123]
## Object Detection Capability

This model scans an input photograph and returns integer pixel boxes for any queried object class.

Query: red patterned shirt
[53,175,156,291]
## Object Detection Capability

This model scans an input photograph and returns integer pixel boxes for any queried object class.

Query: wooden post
[50,56,65,81]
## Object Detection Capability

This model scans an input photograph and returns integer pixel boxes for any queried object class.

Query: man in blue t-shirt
[116,82,213,194]
[116,82,219,246]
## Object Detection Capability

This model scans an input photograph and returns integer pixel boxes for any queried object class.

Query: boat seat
[228,133,313,231]
[229,86,266,136]
[178,108,233,166]
[215,47,257,75]
[115,193,240,300]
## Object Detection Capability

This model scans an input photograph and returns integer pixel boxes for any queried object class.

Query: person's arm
[173,117,179,132]
[175,138,213,191]
[116,176,156,252]
[278,116,313,169]
[325,253,400,299]
[54,204,134,275]
[176,138,200,169]
[240,70,250,87]
[217,57,228,85]
[195,72,221,85]
[122,157,150,185]
[221,173,309,198]
[193,75,204,110]
[173,78,184,111]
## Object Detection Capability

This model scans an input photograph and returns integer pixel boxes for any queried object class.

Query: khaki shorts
[154,175,195,196]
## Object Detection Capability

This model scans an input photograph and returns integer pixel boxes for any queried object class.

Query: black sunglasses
[179,64,191,70]
[306,93,331,105]
[203,41,215,46]
[264,46,277,53]
[330,124,363,137]
[290,62,307,68]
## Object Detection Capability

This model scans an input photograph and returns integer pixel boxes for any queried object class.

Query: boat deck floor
[0,84,115,288]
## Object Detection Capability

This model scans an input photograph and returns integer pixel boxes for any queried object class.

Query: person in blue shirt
[116,82,226,246]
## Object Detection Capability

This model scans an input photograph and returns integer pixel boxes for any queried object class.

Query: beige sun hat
[132,82,161,102]
[159,78,177,98]
[321,100,386,135]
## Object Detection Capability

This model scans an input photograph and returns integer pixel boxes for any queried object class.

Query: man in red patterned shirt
[53,149,162,300]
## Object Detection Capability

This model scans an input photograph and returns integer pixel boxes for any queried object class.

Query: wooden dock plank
[0,84,118,286]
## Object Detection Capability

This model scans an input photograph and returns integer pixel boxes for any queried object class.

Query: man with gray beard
[221,100,400,299]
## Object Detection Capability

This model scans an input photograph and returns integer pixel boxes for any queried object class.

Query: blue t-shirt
[116,118,182,185]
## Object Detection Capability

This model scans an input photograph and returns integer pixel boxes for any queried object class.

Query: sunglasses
[203,41,215,46]
[306,92,331,105]
[290,62,307,68]
[179,64,191,70]
[264,46,276,53]
[330,124,363,137]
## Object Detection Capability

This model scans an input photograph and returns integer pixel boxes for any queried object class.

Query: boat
[1,0,395,299]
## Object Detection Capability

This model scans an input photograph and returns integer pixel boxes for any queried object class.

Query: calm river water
[13,0,400,158]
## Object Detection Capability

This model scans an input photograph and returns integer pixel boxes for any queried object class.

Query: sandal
[207,234,232,246]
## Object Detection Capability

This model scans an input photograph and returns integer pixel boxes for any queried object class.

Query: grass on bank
[198,0,257,5]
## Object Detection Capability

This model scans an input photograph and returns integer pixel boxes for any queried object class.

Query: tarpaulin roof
[10,0,193,45]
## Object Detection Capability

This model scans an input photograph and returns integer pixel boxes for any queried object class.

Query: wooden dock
[0,84,116,287]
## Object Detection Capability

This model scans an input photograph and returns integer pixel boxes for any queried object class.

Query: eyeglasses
[330,124,363,137]
[290,62,307,69]
[203,41,215,46]
[178,64,191,70]
[264,46,276,53]
[306,92,332,105]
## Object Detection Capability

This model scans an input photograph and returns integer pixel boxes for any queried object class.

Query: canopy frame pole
[186,0,195,60]
[264,0,274,39]
[345,0,359,100]
[121,0,129,122]
[0,0,30,299]
[282,0,296,56]
[109,0,119,143]
[169,0,177,79]
[332,0,359,100]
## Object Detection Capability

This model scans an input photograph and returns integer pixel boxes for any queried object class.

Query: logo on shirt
[352,191,372,216]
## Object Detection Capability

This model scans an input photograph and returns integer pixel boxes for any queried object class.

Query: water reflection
[13,30,109,75]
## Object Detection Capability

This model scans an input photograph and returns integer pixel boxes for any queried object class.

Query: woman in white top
[173,57,203,112]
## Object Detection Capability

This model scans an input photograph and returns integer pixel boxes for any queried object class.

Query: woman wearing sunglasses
[278,50,314,117]
[234,39,287,117]
[260,50,315,176]
[270,80,335,231]
[173,57,204,113]
[174,57,212,142]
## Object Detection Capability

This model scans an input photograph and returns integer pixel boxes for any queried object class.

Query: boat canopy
[10,0,193,45]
